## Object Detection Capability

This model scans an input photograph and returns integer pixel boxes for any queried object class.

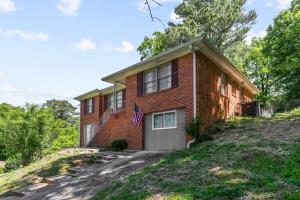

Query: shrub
[111,139,128,151]
[5,155,22,171]
[185,117,203,140]
[0,167,4,174]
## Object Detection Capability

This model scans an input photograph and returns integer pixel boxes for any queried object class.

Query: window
[144,68,157,94]
[107,93,115,110]
[221,73,227,97]
[86,98,93,114]
[116,90,124,109]
[106,90,125,111]
[158,64,172,90]
[144,63,172,94]
[152,110,176,130]
[232,80,237,96]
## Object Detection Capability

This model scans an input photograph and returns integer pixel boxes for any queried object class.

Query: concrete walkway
[2,151,166,200]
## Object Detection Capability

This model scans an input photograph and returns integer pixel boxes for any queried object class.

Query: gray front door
[144,109,186,151]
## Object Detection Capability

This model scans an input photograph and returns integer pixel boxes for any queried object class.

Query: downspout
[187,50,197,149]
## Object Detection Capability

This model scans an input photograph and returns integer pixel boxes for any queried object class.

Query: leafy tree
[224,41,252,75]
[43,99,78,124]
[138,0,257,60]
[1,105,53,166]
[263,0,300,101]
[245,38,273,103]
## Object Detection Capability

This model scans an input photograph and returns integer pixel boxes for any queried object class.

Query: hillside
[96,109,300,200]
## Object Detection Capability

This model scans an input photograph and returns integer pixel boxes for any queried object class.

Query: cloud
[115,41,134,53]
[0,85,16,93]
[0,29,49,41]
[245,30,267,45]
[0,72,7,80]
[56,0,81,16]
[103,41,134,54]
[276,0,291,9]
[265,2,273,7]
[136,0,182,11]
[74,38,97,51]
[0,0,16,14]
[170,11,183,24]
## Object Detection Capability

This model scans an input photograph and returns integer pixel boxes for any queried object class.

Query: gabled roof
[101,38,259,94]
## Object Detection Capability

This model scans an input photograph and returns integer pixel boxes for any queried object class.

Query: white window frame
[144,62,172,94]
[152,110,177,130]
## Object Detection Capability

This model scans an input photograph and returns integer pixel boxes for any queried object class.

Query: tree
[43,99,78,123]
[224,41,252,76]
[245,38,273,103]
[138,0,257,60]
[263,0,300,101]
[1,105,53,166]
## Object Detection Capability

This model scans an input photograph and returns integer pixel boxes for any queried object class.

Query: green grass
[0,148,91,197]
[95,109,300,200]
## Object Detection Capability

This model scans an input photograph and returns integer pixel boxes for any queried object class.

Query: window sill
[152,127,177,131]
[141,87,173,98]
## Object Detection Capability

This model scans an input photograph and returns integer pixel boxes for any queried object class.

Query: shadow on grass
[0,153,92,198]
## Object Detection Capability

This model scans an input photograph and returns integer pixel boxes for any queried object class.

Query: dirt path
[1,151,166,200]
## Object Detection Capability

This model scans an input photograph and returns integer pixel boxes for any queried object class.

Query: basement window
[152,110,176,130]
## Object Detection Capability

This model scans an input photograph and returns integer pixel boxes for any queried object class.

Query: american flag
[132,103,143,126]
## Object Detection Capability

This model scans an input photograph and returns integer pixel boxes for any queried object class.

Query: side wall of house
[196,52,254,127]
[79,95,103,146]
[97,53,194,150]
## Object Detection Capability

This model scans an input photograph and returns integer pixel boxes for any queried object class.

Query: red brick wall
[97,53,194,150]
[80,52,255,149]
[196,52,254,126]
[79,95,103,146]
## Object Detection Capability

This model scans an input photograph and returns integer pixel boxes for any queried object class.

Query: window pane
[159,76,172,90]
[158,64,171,79]
[145,81,157,94]
[153,114,163,129]
[117,91,122,100]
[144,69,157,83]
[164,112,175,128]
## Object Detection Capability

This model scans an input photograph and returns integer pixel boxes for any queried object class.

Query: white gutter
[187,50,197,149]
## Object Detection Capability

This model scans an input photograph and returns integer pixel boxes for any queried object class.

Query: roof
[74,89,100,101]
[101,38,259,94]
[74,84,126,101]
[75,38,259,101]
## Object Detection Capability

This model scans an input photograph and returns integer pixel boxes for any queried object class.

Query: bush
[0,167,4,174]
[5,155,22,171]
[111,139,128,151]
[185,117,203,140]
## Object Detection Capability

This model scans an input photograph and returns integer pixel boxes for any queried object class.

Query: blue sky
[0,0,291,106]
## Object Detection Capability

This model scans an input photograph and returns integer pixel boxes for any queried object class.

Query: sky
[0,0,292,106]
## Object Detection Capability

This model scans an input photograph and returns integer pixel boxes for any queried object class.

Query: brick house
[74,39,259,151]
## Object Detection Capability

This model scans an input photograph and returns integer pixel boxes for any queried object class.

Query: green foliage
[246,38,273,103]
[185,117,202,140]
[0,101,79,170]
[111,139,128,151]
[138,0,257,60]
[4,155,23,171]
[263,0,300,101]
[43,99,78,124]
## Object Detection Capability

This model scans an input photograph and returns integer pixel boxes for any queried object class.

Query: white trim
[152,110,177,130]
[193,51,197,118]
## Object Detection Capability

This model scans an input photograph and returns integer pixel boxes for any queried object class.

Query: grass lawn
[95,109,300,200]
[0,148,94,197]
